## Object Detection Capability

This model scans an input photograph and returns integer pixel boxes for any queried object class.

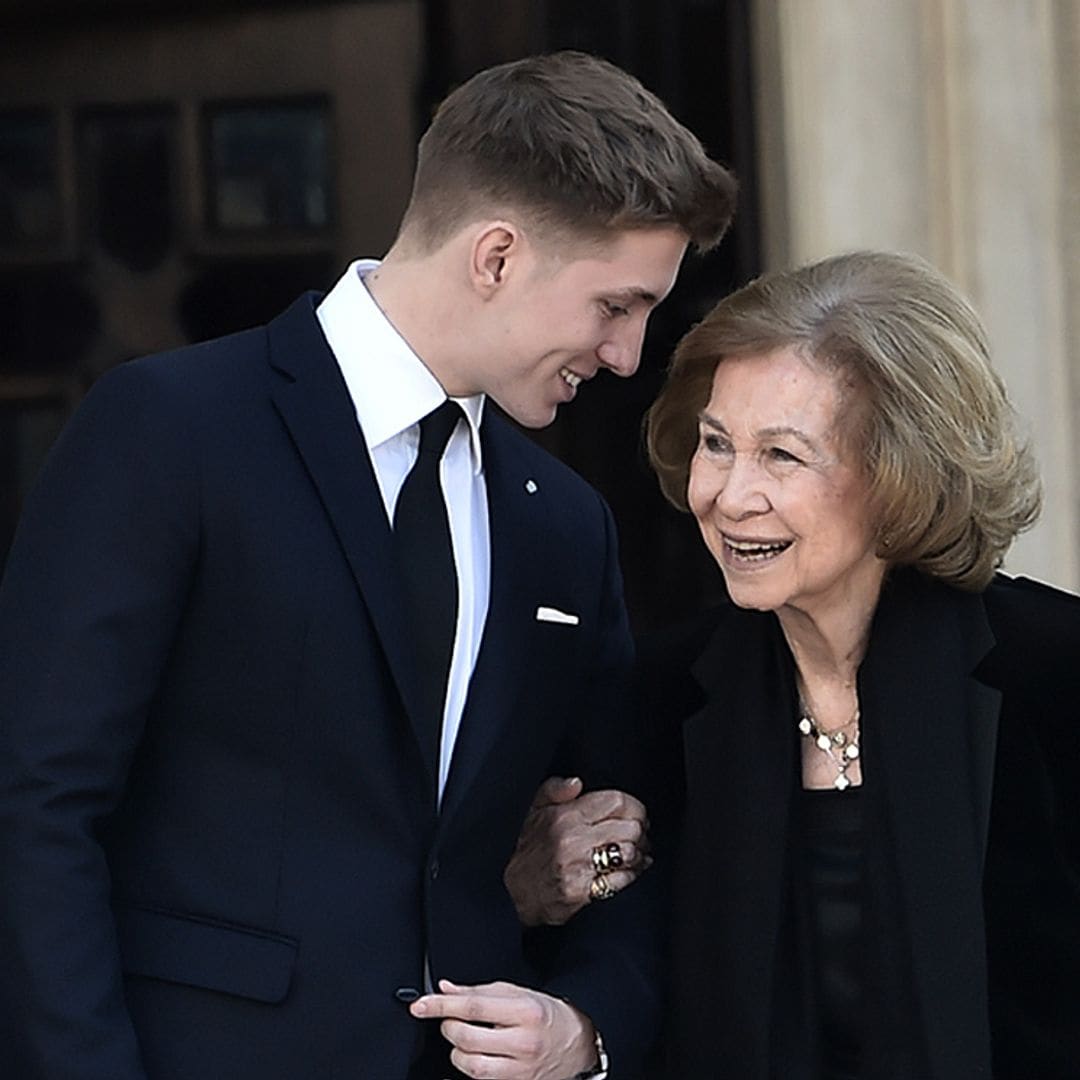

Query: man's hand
[410,979,598,1079]
[504,776,651,927]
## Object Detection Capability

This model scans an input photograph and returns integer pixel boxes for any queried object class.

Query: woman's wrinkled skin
[504,776,651,925]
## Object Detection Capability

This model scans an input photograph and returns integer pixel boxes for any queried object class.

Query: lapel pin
[524,479,538,494]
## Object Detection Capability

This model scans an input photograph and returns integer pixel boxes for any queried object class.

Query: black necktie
[393,400,462,790]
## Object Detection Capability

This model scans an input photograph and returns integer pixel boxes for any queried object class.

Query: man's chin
[497,400,560,430]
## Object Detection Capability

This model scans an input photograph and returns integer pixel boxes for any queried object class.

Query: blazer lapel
[438,419,548,820]
[967,636,1004,874]
[265,294,431,768]
[860,572,1000,1078]
[677,611,798,1077]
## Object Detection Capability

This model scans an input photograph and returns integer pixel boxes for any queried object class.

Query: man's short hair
[401,51,737,253]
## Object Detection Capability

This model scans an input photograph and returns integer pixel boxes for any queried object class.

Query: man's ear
[469,222,521,297]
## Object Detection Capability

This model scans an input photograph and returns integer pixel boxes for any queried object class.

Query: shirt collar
[316,258,485,473]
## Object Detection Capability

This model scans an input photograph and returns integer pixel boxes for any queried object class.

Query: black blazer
[646,569,1080,1079]
[0,295,661,1079]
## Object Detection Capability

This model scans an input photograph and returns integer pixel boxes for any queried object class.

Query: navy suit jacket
[0,295,660,1078]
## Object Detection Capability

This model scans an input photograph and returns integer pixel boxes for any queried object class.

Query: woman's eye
[768,446,801,465]
[701,433,732,455]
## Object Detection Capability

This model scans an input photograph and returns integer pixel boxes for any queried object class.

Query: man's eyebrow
[605,286,661,305]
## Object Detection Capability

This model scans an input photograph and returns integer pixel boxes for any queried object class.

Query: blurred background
[0,0,1076,633]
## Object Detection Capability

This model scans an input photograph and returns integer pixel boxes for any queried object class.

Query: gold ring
[591,842,623,874]
[589,874,617,901]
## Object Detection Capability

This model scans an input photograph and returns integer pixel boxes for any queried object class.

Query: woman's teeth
[725,538,791,560]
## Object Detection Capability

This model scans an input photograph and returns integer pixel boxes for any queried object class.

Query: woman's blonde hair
[646,250,1042,590]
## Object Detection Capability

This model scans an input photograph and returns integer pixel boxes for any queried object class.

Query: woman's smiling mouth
[722,535,794,563]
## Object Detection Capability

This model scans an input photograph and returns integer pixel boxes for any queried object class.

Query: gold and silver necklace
[798,699,861,790]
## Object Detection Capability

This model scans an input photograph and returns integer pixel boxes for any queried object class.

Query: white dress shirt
[316,259,490,802]
[318,261,609,1077]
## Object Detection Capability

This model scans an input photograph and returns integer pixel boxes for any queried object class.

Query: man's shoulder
[96,293,321,404]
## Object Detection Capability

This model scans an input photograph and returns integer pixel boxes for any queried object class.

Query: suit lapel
[860,572,999,1077]
[438,419,545,821]
[264,294,432,770]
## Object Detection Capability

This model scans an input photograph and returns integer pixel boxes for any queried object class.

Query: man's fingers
[411,991,491,1023]
[528,775,582,810]
[442,1018,508,1053]
[449,1047,517,1080]
[415,984,594,1079]
[410,981,537,1026]
[438,978,520,995]
[441,1014,544,1061]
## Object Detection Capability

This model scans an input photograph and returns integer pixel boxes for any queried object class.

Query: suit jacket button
[430,859,440,880]
[394,987,421,1003]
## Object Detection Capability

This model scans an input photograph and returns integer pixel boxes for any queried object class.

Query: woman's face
[687,347,886,622]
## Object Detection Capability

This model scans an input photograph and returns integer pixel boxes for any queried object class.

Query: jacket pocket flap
[115,904,298,1004]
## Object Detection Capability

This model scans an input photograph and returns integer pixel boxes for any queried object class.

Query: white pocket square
[535,605,580,626]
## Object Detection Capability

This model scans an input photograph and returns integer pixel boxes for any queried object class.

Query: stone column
[753,0,1079,587]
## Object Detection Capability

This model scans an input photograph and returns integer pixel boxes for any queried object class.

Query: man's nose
[596,319,647,377]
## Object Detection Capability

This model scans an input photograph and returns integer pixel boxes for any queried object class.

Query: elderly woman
[506,251,1080,1079]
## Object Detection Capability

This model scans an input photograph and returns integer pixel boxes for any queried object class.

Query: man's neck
[363,251,476,396]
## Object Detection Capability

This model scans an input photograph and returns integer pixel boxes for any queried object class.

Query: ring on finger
[591,842,623,874]
[589,874,617,901]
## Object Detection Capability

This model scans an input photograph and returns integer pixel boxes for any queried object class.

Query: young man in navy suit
[0,52,735,1079]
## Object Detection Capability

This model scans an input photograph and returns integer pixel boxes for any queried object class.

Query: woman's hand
[504,775,652,926]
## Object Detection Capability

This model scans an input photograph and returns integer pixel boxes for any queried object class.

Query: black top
[799,784,864,1080]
